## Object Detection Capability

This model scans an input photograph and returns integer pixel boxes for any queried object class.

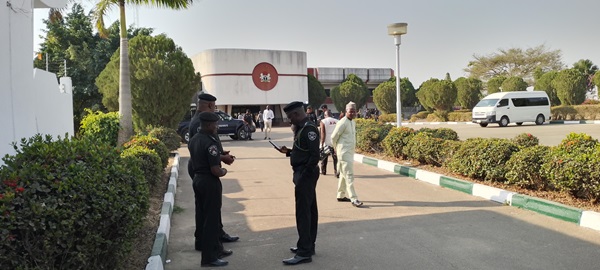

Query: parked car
[472,91,551,127]
[177,109,248,143]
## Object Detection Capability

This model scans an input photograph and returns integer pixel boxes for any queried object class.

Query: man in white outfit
[263,105,275,140]
[319,110,338,177]
[331,102,362,207]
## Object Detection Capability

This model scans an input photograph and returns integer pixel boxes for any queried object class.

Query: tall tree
[93,0,193,145]
[534,71,560,106]
[330,74,370,112]
[486,76,506,94]
[465,45,564,84]
[552,69,587,105]
[96,34,200,130]
[595,72,600,92]
[454,77,482,109]
[372,77,416,114]
[572,59,598,93]
[500,76,528,92]
[416,79,456,113]
[307,74,327,109]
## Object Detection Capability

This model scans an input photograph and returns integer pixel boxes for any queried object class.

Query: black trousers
[320,148,338,174]
[193,174,223,264]
[189,162,227,238]
[293,166,319,257]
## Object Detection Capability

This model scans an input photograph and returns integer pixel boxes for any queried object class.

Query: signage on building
[252,62,278,91]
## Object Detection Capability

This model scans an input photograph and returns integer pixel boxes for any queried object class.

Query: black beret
[283,101,304,113]
[198,93,217,102]
[198,111,219,122]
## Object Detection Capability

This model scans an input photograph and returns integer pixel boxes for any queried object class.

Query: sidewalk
[161,127,600,270]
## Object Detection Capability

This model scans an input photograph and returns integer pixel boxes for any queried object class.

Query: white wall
[1,0,70,165]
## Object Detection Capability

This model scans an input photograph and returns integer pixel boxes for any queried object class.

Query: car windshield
[475,99,499,107]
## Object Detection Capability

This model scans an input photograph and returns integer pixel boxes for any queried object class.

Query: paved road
[405,122,600,146]
[166,127,600,270]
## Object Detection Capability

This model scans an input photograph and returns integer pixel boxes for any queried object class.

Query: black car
[177,110,248,143]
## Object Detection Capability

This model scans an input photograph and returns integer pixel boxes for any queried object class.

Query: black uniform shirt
[189,113,202,139]
[289,119,320,169]
[188,131,221,175]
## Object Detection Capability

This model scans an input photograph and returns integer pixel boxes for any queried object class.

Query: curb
[145,153,181,270]
[355,153,600,233]
[393,120,600,125]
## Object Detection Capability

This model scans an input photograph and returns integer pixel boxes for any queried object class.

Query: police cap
[283,101,304,113]
[198,111,219,122]
[198,93,217,102]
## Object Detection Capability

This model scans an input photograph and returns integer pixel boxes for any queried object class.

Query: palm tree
[573,59,598,93]
[93,0,193,145]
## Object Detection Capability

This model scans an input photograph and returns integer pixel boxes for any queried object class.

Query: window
[498,99,509,107]
[511,97,549,107]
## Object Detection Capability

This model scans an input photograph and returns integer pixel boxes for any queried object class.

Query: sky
[33,0,600,87]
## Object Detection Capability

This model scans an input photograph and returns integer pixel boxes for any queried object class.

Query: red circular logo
[252,62,279,91]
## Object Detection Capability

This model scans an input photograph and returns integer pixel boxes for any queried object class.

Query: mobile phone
[269,140,280,150]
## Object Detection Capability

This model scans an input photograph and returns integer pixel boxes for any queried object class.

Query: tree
[93,0,193,145]
[501,76,528,92]
[552,69,587,105]
[416,79,456,113]
[372,77,416,114]
[330,74,370,112]
[486,76,506,94]
[454,77,482,109]
[96,34,200,130]
[534,71,560,105]
[307,74,327,109]
[595,72,600,91]
[572,59,598,93]
[416,78,440,112]
[465,45,564,83]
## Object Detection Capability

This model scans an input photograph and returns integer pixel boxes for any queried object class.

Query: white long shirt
[331,117,356,155]
[263,109,274,122]
[321,117,339,147]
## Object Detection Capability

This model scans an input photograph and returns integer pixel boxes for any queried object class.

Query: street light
[387,22,408,127]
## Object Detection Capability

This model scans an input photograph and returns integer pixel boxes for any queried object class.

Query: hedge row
[356,121,600,203]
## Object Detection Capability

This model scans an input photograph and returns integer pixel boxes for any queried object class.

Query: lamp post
[387,23,408,127]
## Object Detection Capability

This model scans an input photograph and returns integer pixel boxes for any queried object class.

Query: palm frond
[93,0,117,38]
[126,0,193,10]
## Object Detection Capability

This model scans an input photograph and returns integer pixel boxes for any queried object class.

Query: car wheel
[535,114,545,125]
[516,122,523,126]
[479,123,488,127]
[236,128,247,140]
[499,116,509,127]
[182,128,190,143]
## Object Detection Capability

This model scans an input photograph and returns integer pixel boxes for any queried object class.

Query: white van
[472,91,551,127]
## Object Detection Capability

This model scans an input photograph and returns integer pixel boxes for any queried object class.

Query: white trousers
[336,151,357,201]
[264,120,272,138]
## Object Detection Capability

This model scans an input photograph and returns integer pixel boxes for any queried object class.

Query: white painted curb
[377,160,397,173]
[472,184,514,204]
[580,211,600,231]
[415,170,442,186]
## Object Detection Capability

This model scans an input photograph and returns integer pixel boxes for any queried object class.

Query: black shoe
[283,255,312,265]
[195,239,202,251]
[218,249,233,258]
[201,259,228,267]
[352,200,364,207]
[290,247,315,255]
[221,234,239,242]
[249,138,253,140]
[337,197,351,202]
[334,171,339,178]
[321,171,326,175]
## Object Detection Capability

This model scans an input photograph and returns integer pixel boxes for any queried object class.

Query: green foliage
[382,126,416,158]
[403,133,447,166]
[486,75,506,94]
[551,105,600,120]
[500,76,528,91]
[121,145,163,187]
[552,69,587,105]
[373,77,417,114]
[447,111,472,122]
[542,133,600,201]
[417,127,459,141]
[447,138,519,181]
[79,109,120,146]
[330,74,370,112]
[572,59,598,92]
[534,71,560,105]
[505,145,551,189]
[594,72,600,90]
[454,77,482,109]
[0,135,148,269]
[96,34,201,130]
[409,111,430,122]
[416,79,457,113]
[377,113,396,123]
[355,121,392,153]
[124,135,169,168]
[147,126,181,151]
[307,74,327,109]
[512,133,539,148]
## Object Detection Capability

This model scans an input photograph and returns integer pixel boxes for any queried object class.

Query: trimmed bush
[147,126,181,151]
[124,135,169,168]
[356,121,393,153]
[121,145,163,188]
[377,113,396,123]
[447,138,519,181]
[512,133,539,148]
[505,145,551,189]
[409,111,429,122]
[382,126,416,158]
[0,135,148,269]
[79,109,120,146]
[417,127,459,141]
[403,133,446,166]
[551,104,600,120]
[447,111,472,122]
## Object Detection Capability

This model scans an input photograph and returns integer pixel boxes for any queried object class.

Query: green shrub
[542,133,600,201]
[440,140,462,167]
[417,127,459,141]
[382,126,416,158]
[448,111,472,122]
[377,113,396,123]
[124,135,169,168]
[356,121,393,153]
[512,133,539,148]
[505,145,551,189]
[409,111,429,122]
[147,125,181,151]
[0,135,148,269]
[447,138,519,181]
[403,133,446,166]
[121,146,163,188]
[79,109,120,146]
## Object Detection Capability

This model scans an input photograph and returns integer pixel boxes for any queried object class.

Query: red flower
[7,234,16,241]
[3,180,17,187]
[15,187,24,193]
[527,133,532,137]
[0,194,4,199]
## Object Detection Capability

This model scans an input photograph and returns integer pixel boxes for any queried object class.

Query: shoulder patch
[308,131,317,141]
[208,145,219,156]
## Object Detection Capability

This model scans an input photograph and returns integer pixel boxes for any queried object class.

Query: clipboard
[269,140,281,150]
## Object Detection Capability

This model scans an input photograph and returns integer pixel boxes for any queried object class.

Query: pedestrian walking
[263,105,274,140]
[331,101,362,207]
[319,110,338,177]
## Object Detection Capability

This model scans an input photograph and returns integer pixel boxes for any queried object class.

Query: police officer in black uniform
[188,93,239,247]
[189,112,230,267]
[278,101,320,265]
